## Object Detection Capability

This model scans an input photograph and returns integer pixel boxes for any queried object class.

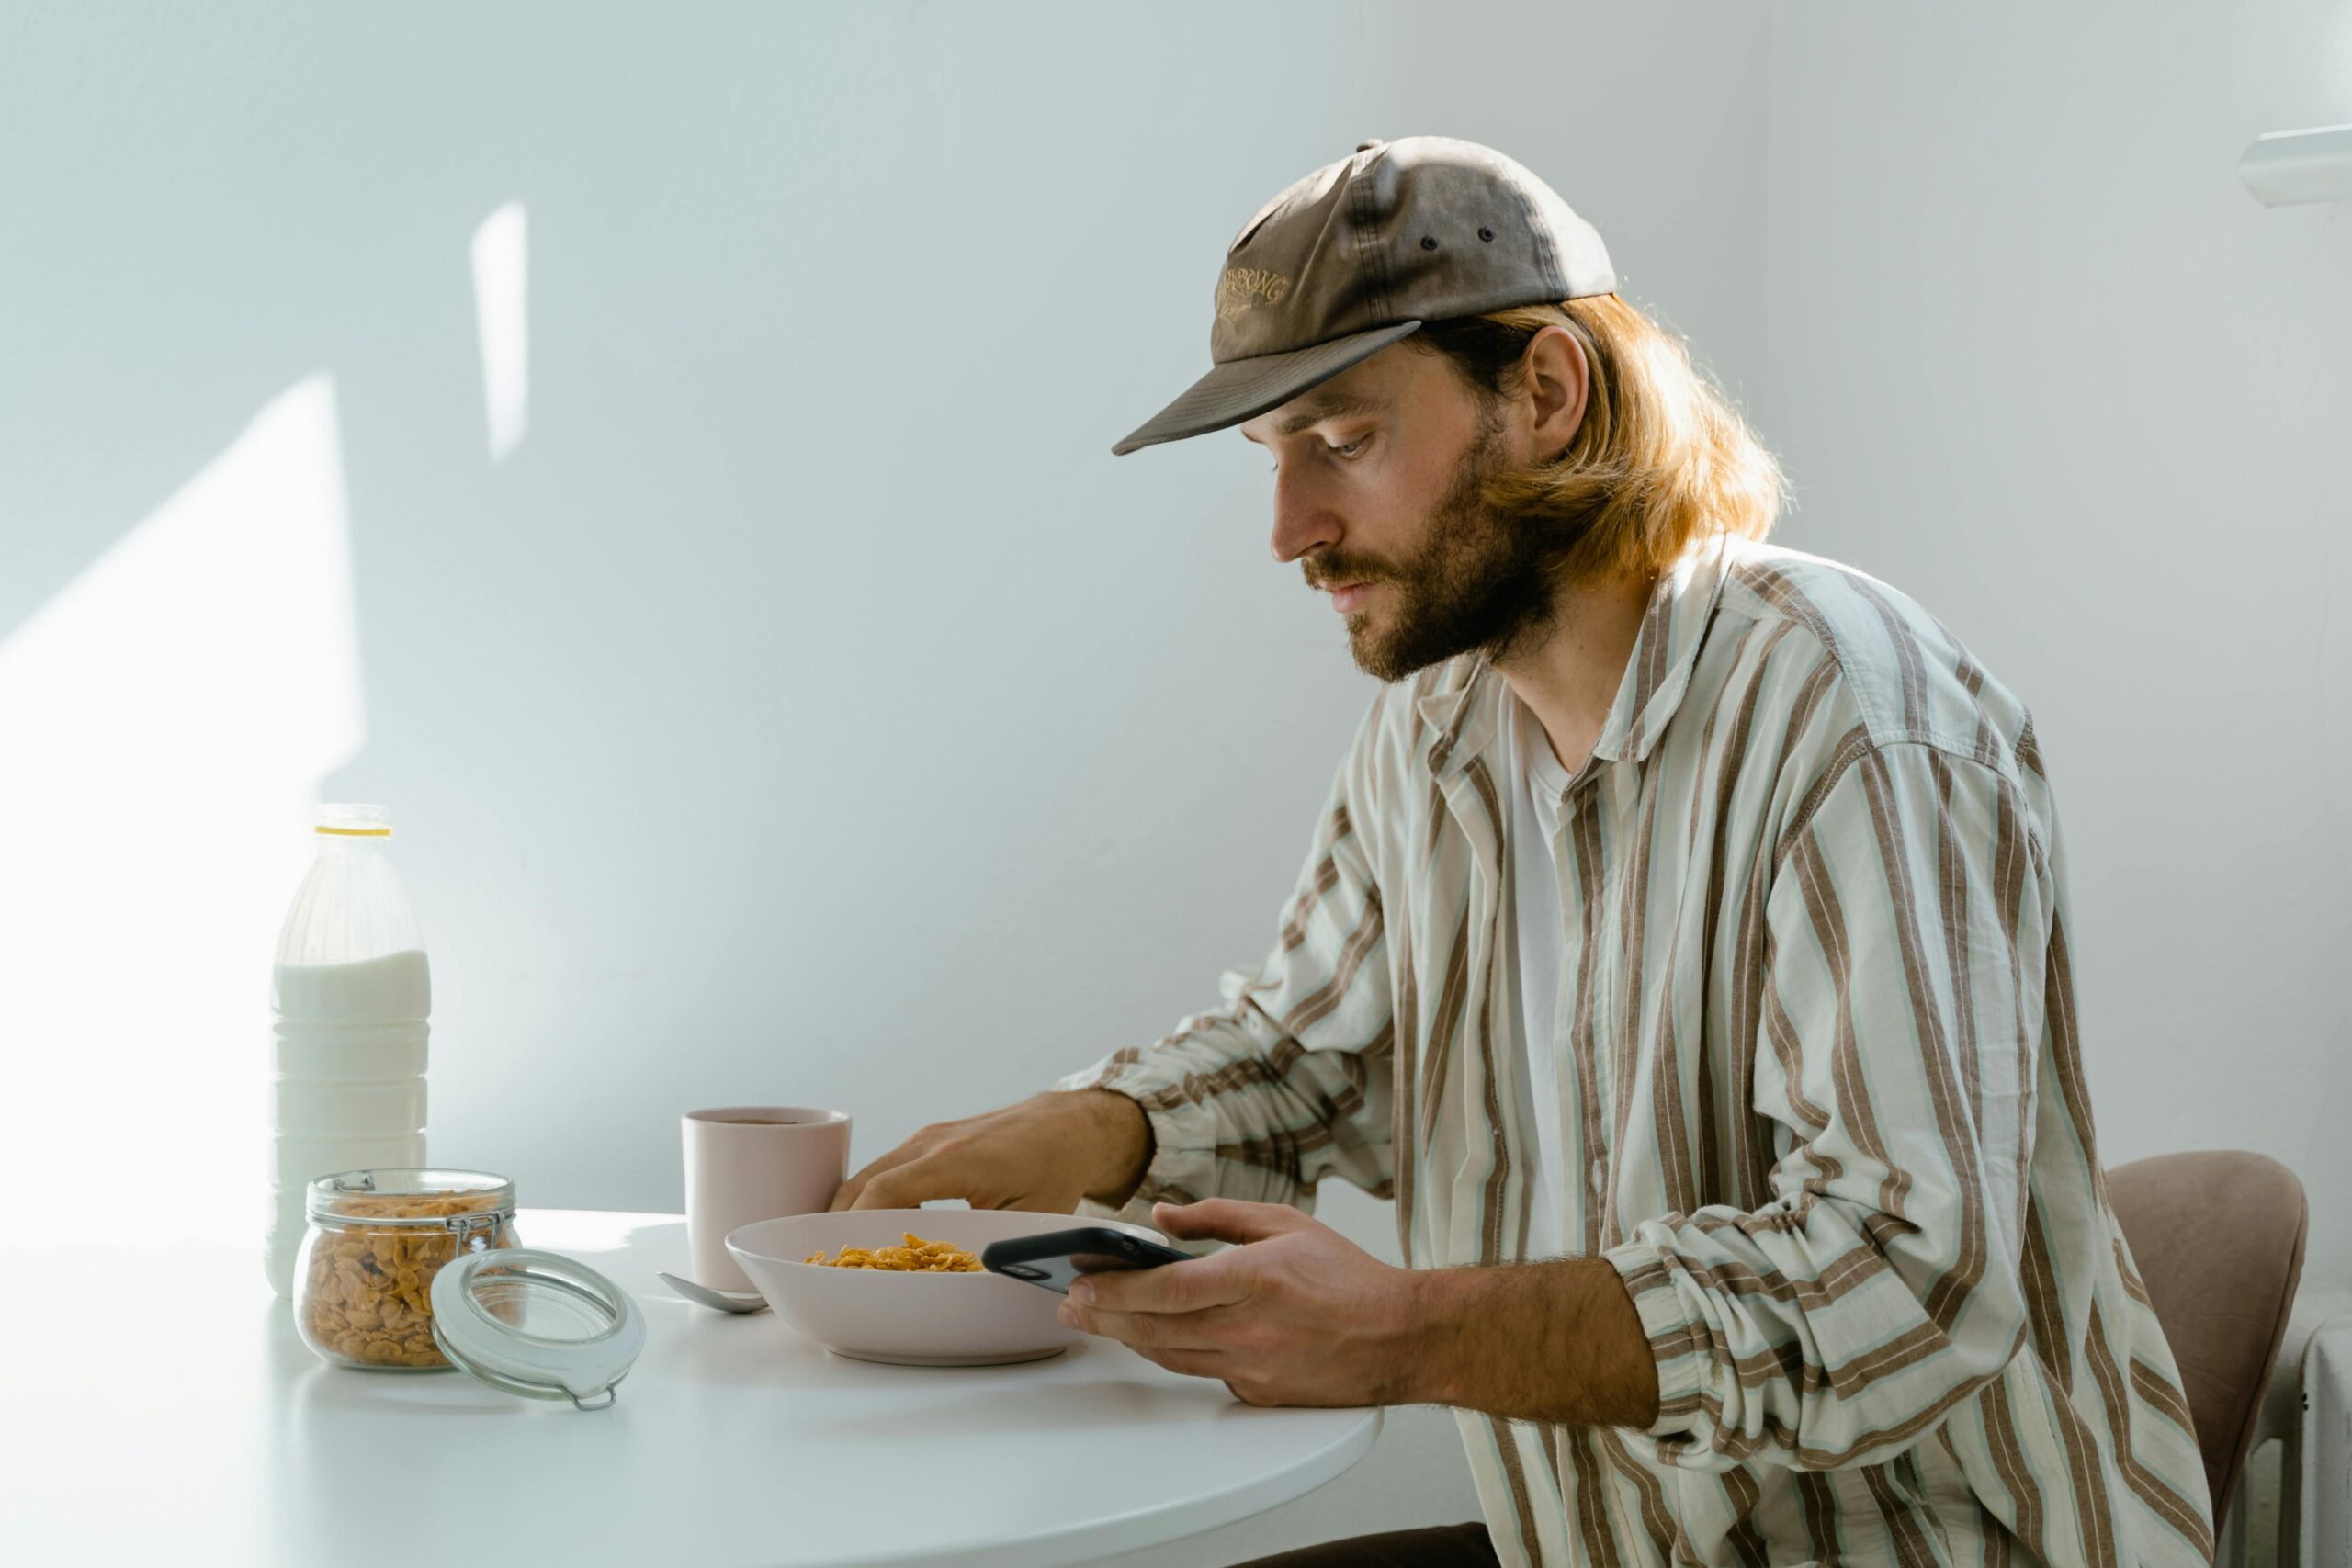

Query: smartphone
[980,1226,1194,1294]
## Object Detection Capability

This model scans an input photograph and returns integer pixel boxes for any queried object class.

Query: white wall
[1757,0,2352,1287]
[0,3,1771,1561]
[21,2,2336,1558]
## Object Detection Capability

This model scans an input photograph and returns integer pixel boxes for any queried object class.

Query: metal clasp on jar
[447,1209,500,1258]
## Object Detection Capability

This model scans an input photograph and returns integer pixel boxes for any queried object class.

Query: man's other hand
[826,1089,1152,1213]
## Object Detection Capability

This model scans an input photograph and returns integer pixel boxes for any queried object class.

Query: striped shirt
[1057,529,2213,1568]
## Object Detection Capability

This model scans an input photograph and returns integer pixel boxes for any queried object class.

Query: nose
[1268,465,1342,566]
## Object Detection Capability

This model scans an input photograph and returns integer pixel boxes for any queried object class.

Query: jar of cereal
[293,1168,518,1371]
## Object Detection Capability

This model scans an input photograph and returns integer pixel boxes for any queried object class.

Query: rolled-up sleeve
[1054,696,1396,1230]
[1602,740,2044,1472]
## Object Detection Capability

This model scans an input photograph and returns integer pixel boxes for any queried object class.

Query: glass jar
[292,1168,519,1371]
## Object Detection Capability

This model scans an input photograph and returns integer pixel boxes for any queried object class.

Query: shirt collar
[1413,530,1735,784]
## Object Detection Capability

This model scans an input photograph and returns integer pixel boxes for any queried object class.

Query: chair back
[2106,1150,2308,1520]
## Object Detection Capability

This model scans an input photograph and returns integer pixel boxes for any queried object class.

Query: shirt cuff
[1603,1235,1713,1442]
[1049,1054,1217,1242]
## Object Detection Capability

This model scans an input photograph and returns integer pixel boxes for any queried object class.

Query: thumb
[1152,1198,1303,1246]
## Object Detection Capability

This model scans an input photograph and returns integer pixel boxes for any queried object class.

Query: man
[831,138,2211,1567]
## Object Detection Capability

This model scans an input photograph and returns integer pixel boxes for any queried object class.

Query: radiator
[2222,1289,2352,1568]
[2285,1312,2352,1568]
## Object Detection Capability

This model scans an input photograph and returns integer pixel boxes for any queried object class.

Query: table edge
[532,1209,1393,1567]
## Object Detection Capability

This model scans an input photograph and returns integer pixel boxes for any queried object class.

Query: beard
[1309,415,1581,683]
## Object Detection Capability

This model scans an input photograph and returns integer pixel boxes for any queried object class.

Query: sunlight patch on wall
[0,376,365,1246]
[471,200,530,461]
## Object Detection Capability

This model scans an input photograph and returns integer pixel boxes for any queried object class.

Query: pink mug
[683,1106,852,1292]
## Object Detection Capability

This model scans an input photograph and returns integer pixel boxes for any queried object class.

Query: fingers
[1139,1347,1231,1382]
[1063,1305,1210,1350]
[1086,1334,1229,1382]
[1074,1253,1250,1314]
[1063,1299,1250,1355]
[1062,1302,1272,1404]
[1151,1198,1304,1247]
[851,1156,956,1211]
[829,1142,923,1212]
[828,1133,935,1222]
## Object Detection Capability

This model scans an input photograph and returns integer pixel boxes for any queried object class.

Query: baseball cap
[1112,135,1617,457]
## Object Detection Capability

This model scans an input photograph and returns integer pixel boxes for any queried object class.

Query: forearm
[1405,1258,1659,1427]
[1069,1089,1155,1208]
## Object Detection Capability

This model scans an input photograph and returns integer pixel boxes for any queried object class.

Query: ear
[1518,323,1589,462]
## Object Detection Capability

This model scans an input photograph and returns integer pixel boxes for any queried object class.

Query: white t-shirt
[1500,692,1577,1258]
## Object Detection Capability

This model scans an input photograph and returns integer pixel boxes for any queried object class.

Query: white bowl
[726,1208,1166,1366]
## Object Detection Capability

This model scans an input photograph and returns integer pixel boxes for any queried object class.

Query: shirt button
[1589,1158,1607,1190]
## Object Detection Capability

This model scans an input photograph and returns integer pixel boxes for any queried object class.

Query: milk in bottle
[266,803,431,1298]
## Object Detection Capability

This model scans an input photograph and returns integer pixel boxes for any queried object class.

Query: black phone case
[980,1227,1193,1294]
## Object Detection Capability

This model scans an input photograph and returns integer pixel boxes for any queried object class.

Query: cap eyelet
[1477,227,1495,242]
[1420,236,1438,251]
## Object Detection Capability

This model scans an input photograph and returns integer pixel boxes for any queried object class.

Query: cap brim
[1111,321,1424,456]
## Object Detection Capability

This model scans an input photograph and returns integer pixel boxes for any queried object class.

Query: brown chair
[2106,1150,2308,1524]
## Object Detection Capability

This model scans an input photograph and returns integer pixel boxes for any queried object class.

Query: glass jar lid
[428,1247,646,1410]
[306,1168,516,1228]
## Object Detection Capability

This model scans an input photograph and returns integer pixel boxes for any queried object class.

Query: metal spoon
[656,1271,771,1314]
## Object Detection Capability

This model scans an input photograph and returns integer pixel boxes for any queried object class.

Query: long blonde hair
[1411,295,1783,583]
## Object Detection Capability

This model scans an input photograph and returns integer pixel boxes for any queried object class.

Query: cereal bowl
[725,1208,1169,1366]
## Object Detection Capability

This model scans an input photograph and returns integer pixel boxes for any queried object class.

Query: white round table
[1,1209,1381,1566]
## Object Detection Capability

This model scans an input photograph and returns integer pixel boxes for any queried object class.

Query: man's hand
[1056,1199,1435,1408]
[1060,1198,1661,1427]
[827,1089,1151,1213]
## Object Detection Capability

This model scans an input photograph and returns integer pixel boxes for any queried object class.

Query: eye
[1267,435,1370,473]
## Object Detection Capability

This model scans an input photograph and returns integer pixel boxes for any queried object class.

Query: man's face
[1238,342,1565,682]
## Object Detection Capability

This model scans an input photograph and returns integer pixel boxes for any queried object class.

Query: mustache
[1303,557,1389,592]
